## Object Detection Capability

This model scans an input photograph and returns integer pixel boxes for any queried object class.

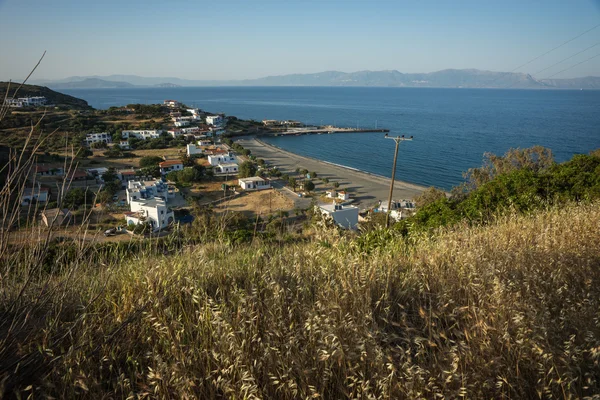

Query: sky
[1,0,599,81]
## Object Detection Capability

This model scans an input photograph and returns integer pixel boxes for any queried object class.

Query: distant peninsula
[31,69,600,90]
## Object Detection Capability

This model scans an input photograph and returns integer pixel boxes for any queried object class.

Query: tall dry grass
[1,198,598,398]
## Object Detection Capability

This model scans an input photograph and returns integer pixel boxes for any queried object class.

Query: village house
[186,144,203,157]
[206,115,224,126]
[125,198,174,232]
[6,96,47,108]
[207,152,237,166]
[216,163,239,174]
[174,119,190,127]
[158,160,184,175]
[84,132,112,146]
[376,199,417,221]
[118,140,130,150]
[197,139,212,146]
[41,208,72,227]
[126,179,173,204]
[181,126,200,134]
[121,130,163,140]
[337,190,350,201]
[239,177,271,190]
[21,185,49,206]
[35,165,64,176]
[164,99,181,108]
[317,204,359,230]
[168,129,183,138]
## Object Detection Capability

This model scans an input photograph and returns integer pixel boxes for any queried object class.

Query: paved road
[237,138,426,210]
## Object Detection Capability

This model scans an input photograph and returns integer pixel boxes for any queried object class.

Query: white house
[337,190,350,201]
[206,115,224,126]
[317,204,359,229]
[167,129,183,138]
[126,198,174,231]
[376,199,417,221]
[21,186,49,206]
[118,140,130,150]
[35,166,64,176]
[197,139,211,146]
[164,100,180,108]
[207,152,236,166]
[6,96,47,108]
[181,126,200,134]
[186,144,203,157]
[216,163,238,174]
[174,119,190,127]
[122,130,163,140]
[239,177,271,190]
[159,160,184,175]
[126,179,172,204]
[85,132,112,146]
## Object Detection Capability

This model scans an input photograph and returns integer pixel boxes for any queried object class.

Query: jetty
[264,126,389,136]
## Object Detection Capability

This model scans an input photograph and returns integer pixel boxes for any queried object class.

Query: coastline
[238,137,427,208]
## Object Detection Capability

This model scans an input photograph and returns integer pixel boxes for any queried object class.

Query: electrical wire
[543,51,600,80]
[534,42,600,76]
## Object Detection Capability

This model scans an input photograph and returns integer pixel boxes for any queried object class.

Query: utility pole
[384,134,413,227]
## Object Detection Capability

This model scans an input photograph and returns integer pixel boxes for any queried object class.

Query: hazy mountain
[32,69,600,89]
[49,78,136,89]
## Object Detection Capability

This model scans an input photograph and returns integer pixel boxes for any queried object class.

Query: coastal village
[3,92,422,241]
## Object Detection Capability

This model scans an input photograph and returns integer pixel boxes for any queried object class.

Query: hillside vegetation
[1,203,599,398]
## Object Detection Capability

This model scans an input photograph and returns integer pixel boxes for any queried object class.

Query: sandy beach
[236,137,427,209]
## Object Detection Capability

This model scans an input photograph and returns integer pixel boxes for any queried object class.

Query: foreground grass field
[1,201,599,398]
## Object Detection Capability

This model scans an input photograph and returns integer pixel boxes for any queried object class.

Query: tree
[311,171,318,178]
[332,181,340,189]
[300,169,309,176]
[139,165,161,178]
[166,170,180,183]
[139,156,164,168]
[238,161,257,178]
[101,168,121,194]
[304,180,315,192]
[415,187,447,208]
[96,189,113,205]
[257,159,266,167]
[288,177,297,191]
[178,167,201,184]
[180,154,196,167]
[63,188,94,208]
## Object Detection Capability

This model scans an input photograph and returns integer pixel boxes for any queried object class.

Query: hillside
[0,82,92,109]
[1,200,599,397]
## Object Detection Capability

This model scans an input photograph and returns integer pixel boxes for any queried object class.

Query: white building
[216,163,239,174]
[125,198,174,231]
[317,204,359,229]
[186,144,203,157]
[159,160,184,175]
[206,115,224,126]
[376,199,416,221]
[85,132,112,146]
[126,179,172,204]
[174,119,190,127]
[118,140,130,150]
[207,152,236,166]
[168,129,183,138]
[239,177,271,190]
[197,139,212,146]
[6,96,47,108]
[121,130,163,140]
[337,190,350,201]
[21,186,49,206]
[164,100,180,108]
[181,126,200,134]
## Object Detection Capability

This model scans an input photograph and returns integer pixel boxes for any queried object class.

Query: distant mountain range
[31,69,600,89]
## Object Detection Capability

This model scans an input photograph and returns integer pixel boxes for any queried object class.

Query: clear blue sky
[1,0,599,81]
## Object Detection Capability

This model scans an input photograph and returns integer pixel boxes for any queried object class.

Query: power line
[534,42,600,76]
[543,51,600,80]
[510,23,600,73]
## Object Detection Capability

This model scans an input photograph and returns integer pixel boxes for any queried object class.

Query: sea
[62,87,600,190]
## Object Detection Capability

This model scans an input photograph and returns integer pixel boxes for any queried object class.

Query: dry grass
[1,200,599,398]
[214,189,294,216]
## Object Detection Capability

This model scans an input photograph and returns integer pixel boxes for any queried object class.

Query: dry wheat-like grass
[1,202,599,399]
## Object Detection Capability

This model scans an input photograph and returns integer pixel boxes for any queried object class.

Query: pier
[263,126,389,136]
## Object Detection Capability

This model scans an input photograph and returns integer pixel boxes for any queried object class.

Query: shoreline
[255,138,428,192]
[238,137,427,209]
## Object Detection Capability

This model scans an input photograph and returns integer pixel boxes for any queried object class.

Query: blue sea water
[62,87,600,190]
